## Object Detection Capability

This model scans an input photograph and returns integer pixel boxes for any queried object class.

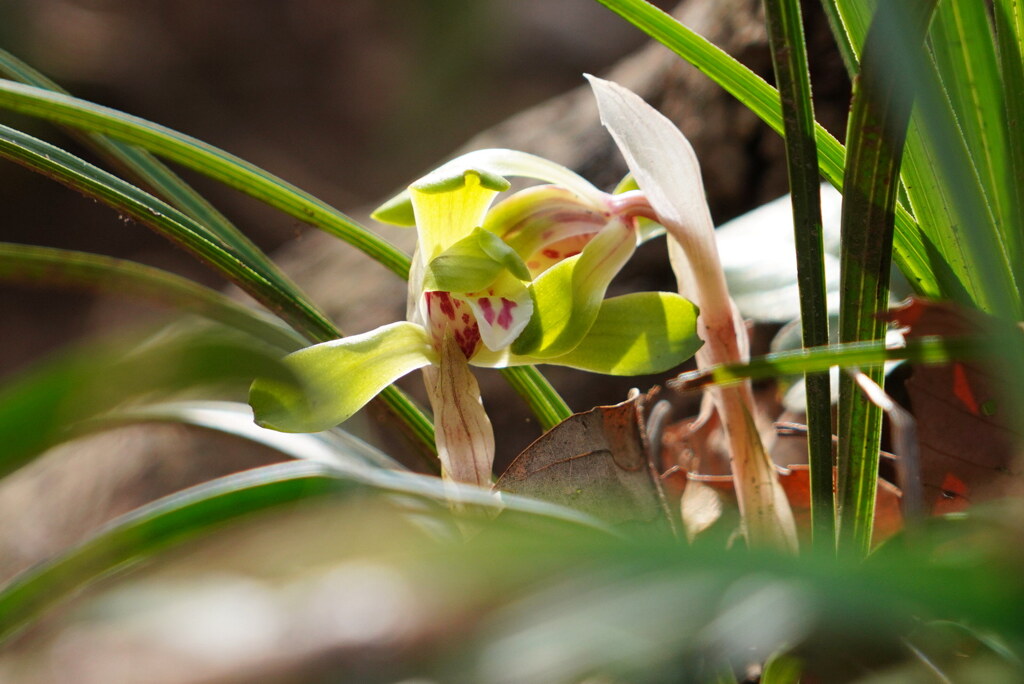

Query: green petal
[512,218,637,358]
[250,322,436,433]
[411,170,503,262]
[424,228,529,293]
[484,185,611,276]
[372,149,605,227]
[546,292,702,375]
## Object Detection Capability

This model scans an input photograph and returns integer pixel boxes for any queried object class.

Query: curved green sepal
[413,167,510,194]
[371,193,417,226]
[372,149,605,227]
[511,219,637,358]
[548,292,702,375]
[424,228,529,293]
[477,228,532,281]
[250,322,436,433]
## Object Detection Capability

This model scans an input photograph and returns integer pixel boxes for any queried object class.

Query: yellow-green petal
[512,217,637,358]
[249,322,436,433]
[372,149,605,227]
[423,227,529,293]
[411,170,504,262]
[547,291,702,375]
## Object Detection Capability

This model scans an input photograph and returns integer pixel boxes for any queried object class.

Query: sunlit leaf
[0,242,305,352]
[547,292,701,375]
[0,328,297,479]
[250,322,436,434]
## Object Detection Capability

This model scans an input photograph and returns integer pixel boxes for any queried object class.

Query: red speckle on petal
[497,297,517,330]
[478,298,496,325]
[542,248,560,259]
[438,292,456,319]
[456,324,481,358]
[425,291,480,358]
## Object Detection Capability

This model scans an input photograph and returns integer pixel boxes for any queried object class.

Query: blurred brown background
[0,0,677,376]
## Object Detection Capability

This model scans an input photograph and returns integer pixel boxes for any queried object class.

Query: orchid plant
[250,111,701,489]
[250,77,797,550]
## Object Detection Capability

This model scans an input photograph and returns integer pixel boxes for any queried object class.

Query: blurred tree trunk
[0,0,849,581]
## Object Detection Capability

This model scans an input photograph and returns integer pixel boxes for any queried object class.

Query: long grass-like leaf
[0,242,305,352]
[93,400,405,471]
[994,0,1024,270]
[499,366,572,430]
[0,123,334,341]
[0,124,436,452]
[590,0,938,297]
[0,460,608,643]
[930,0,1022,281]
[0,462,348,643]
[0,49,296,292]
[0,328,297,478]
[669,335,980,390]
[0,80,413,279]
[825,1,1021,316]
[836,0,937,555]
[762,0,834,546]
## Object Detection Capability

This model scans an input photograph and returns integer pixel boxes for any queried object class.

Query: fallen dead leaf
[494,393,674,530]
[883,298,1024,513]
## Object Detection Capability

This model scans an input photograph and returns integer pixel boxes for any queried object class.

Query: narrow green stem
[837,0,937,556]
[763,0,835,549]
[499,367,573,430]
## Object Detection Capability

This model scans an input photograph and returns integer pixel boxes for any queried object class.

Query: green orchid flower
[250,148,701,486]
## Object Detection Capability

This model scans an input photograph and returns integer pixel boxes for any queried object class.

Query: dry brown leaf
[883,298,1024,513]
[494,394,673,529]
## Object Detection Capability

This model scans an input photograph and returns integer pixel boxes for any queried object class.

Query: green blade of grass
[0,242,306,352]
[0,462,350,643]
[0,125,436,454]
[762,0,834,546]
[836,0,938,556]
[590,0,938,298]
[930,0,1022,281]
[0,328,297,478]
[994,0,1024,274]
[0,123,335,343]
[669,335,981,389]
[499,366,572,430]
[0,79,412,280]
[824,1,1020,316]
[819,1,859,76]
[0,49,290,288]
[0,458,608,644]
[93,400,407,471]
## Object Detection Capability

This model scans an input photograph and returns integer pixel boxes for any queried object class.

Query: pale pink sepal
[424,332,496,487]
[588,75,797,551]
